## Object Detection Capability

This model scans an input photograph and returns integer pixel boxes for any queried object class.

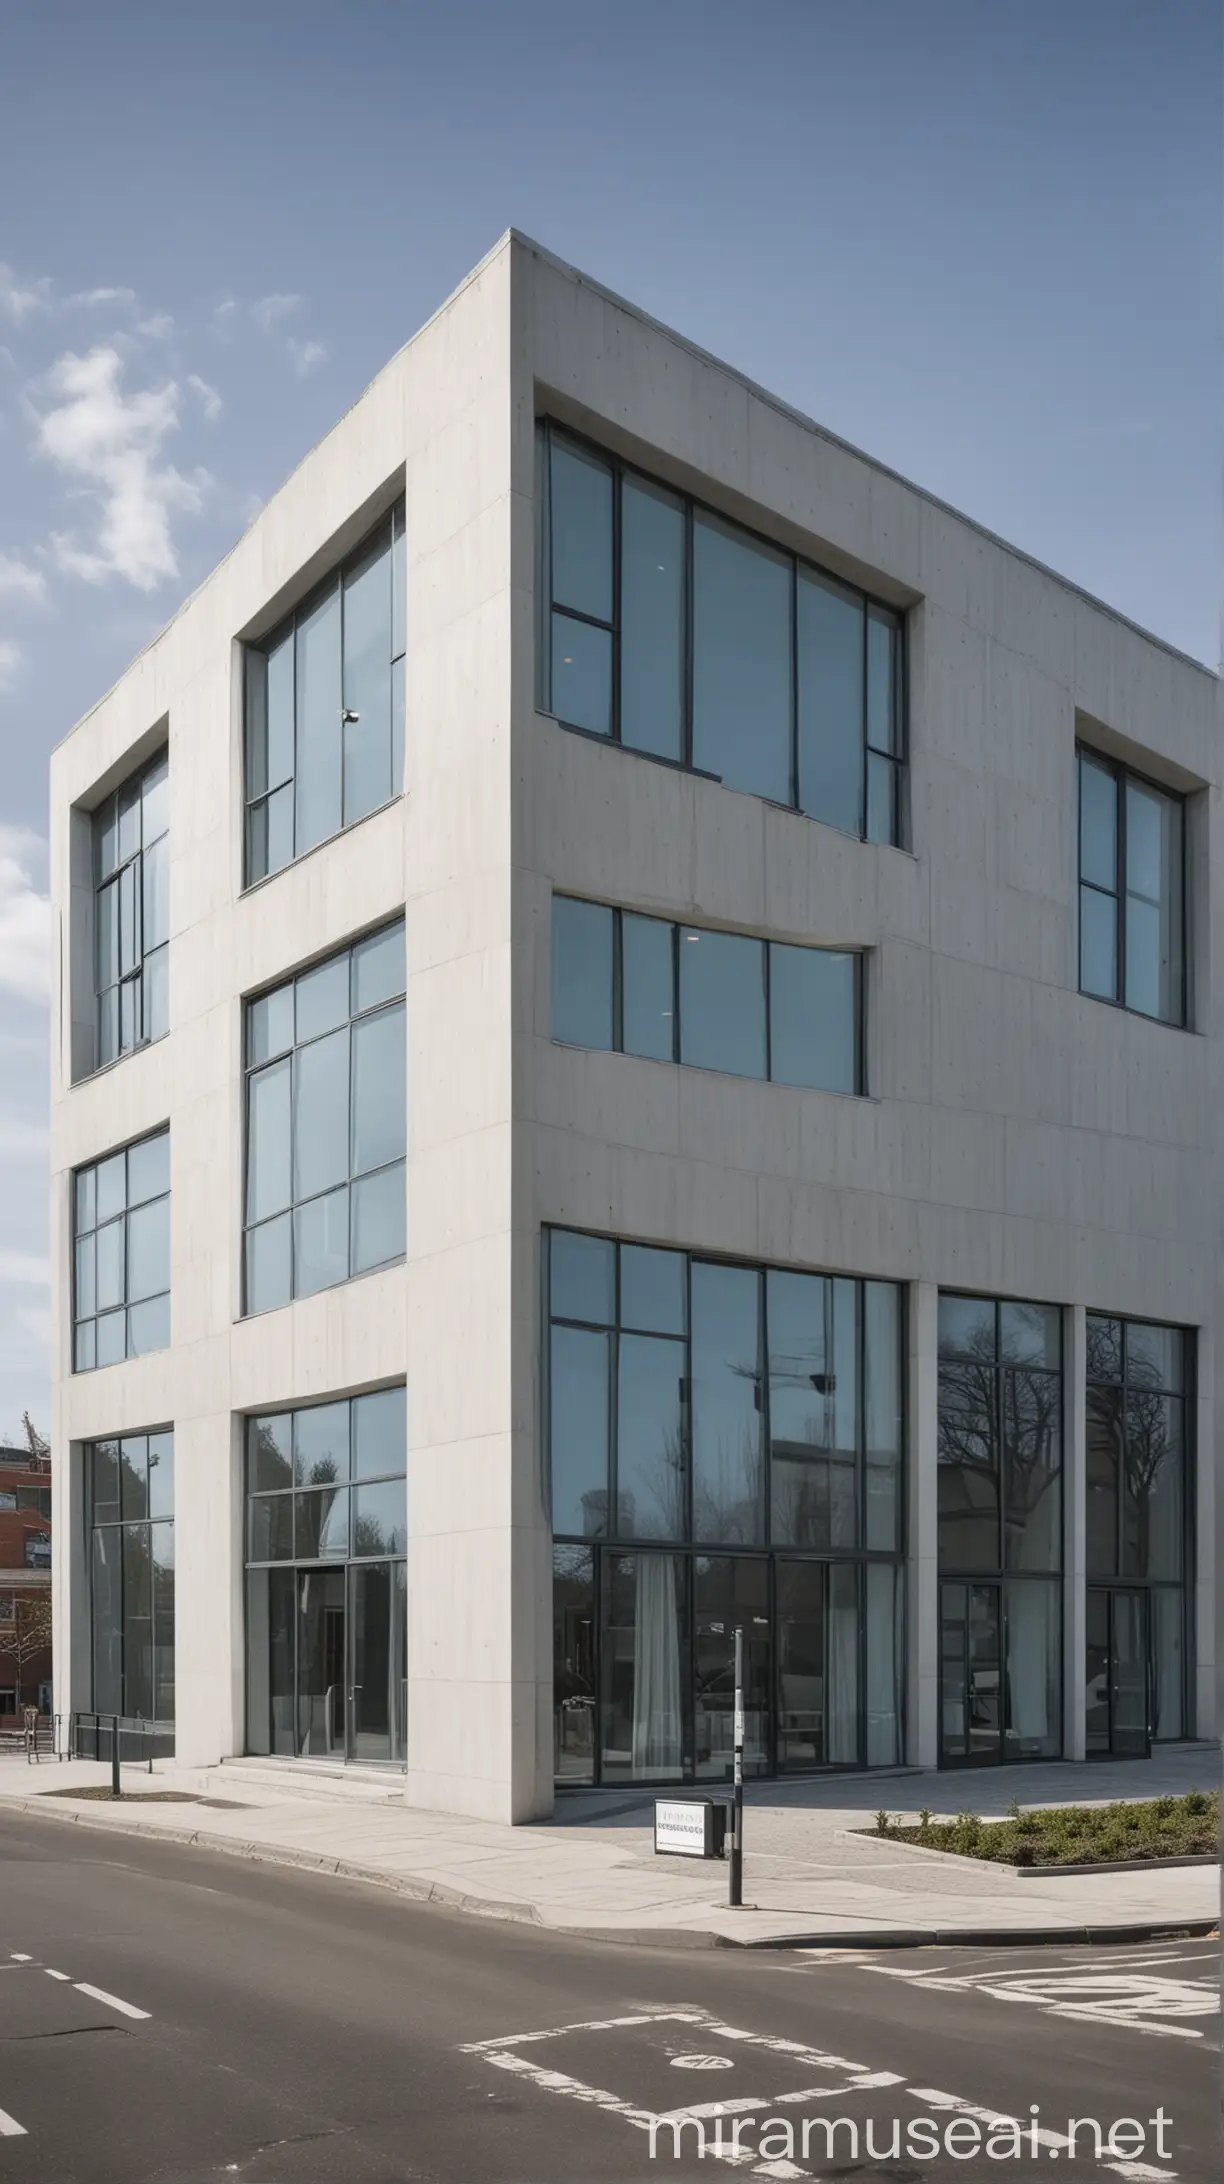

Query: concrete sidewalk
[0,1745,1217,1950]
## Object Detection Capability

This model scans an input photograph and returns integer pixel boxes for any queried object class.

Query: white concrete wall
[508,236,1220,1800]
[50,231,1220,1823]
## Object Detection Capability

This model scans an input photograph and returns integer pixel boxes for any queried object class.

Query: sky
[0,0,1219,1440]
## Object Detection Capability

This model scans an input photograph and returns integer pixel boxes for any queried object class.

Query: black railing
[70,1712,175,1774]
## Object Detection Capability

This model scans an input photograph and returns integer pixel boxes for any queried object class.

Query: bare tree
[0,1595,53,1710]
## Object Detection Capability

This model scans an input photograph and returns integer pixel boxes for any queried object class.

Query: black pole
[111,1714,120,1799]
[729,1625,744,1908]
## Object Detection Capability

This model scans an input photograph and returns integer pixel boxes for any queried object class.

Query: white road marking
[8,1954,30,1964]
[44,1969,70,1982]
[0,2105,26,2138]
[671,2053,735,2069]
[864,1954,1218,2043]
[73,1982,149,2020]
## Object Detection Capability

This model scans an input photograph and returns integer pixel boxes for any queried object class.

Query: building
[49,233,1219,1823]
[0,1445,53,1718]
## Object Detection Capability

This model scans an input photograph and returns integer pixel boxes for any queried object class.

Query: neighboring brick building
[0,1446,53,1718]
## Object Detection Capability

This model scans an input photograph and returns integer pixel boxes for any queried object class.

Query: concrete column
[1062,1305,1087,1760]
[1194,1313,1216,1741]
[907,1281,939,1768]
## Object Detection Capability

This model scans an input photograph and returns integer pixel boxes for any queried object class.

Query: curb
[2,1797,1216,1953]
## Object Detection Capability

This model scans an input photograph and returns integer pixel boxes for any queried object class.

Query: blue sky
[0,0,1218,1437]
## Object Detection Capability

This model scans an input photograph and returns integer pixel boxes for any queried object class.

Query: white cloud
[186,372,222,421]
[68,285,138,310]
[34,345,209,591]
[252,292,302,332]
[0,555,46,604]
[0,826,49,1005]
[287,336,327,377]
[0,1250,49,1288]
[0,263,52,324]
[136,312,175,340]
[0,639,20,690]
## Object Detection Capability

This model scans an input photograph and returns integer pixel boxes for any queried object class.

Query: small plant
[873,1787,1218,1868]
[874,1808,893,1837]
[1184,1787,1210,1817]
[917,1806,933,1840]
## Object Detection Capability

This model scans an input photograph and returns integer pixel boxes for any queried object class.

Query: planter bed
[853,1789,1220,1873]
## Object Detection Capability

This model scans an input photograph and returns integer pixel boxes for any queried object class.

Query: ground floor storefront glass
[85,1431,175,1741]
[245,1389,406,1765]
[548,1228,905,1787]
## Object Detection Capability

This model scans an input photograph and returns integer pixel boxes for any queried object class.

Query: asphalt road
[0,1806,1217,2183]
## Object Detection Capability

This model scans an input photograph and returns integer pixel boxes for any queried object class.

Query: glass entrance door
[940,1581,1004,1765]
[297,1568,346,1757]
[254,1563,406,1764]
[1086,1586,1150,1758]
[349,1561,407,1764]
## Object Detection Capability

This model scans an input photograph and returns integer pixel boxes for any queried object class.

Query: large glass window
[243,920,406,1312]
[245,1389,407,1764]
[1086,1314,1191,1743]
[245,504,406,884]
[86,1431,174,1727]
[547,1228,904,1782]
[1078,748,1185,1026]
[551,896,862,1095]
[73,1129,170,1372]
[937,1294,1062,1763]
[91,750,169,1069]
[538,422,905,844]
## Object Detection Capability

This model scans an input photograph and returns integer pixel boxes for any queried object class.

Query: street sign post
[729,1624,744,1907]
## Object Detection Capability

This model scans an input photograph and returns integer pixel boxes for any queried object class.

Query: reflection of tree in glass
[253,1421,292,1492]
[1086,1319,1181,1579]
[938,1323,1060,1564]
[692,1356,763,1544]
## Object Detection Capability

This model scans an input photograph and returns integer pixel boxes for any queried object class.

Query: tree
[0,1594,53,1709]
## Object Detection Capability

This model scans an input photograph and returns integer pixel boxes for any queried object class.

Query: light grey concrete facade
[50,233,1220,1823]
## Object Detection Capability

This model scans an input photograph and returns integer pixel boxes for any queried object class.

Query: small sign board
[654,1798,727,1859]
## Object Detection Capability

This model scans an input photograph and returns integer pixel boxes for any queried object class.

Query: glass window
[938,1292,1062,1581]
[538,422,904,843]
[553,1545,596,1785]
[90,749,169,1071]
[1087,1314,1190,1592]
[245,1390,406,1573]
[245,506,405,883]
[600,1552,689,1783]
[617,1334,687,1540]
[1077,748,1185,1026]
[769,945,858,1093]
[693,513,792,804]
[621,477,685,761]
[549,1229,615,1327]
[244,922,405,1310]
[550,1325,610,1536]
[767,1271,857,1550]
[86,1432,174,1724]
[553,896,861,1094]
[73,1130,170,1371]
[620,1245,687,1337]
[1004,1579,1060,1759]
[691,1262,764,1544]
[552,897,613,1051]
[679,928,766,1079]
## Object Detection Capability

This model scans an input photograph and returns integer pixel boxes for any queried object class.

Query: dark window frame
[241,919,407,1316]
[551,894,866,1095]
[91,748,169,1071]
[1076,744,1188,1028]
[243,502,407,889]
[936,1293,1065,1583]
[72,1128,171,1373]
[537,419,908,846]
[84,1429,175,1725]
[243,1388,408,1568]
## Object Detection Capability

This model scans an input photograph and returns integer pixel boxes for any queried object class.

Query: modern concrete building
[49,233,1219,1822]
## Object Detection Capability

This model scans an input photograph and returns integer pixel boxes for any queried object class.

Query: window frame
[91,748,169,1071]
[537,419,908,845]
[551,894,866,1095]
[936,1293,1065,1583]
[243,502,407,889]
[241,920,407,1315]
[243,1387,408,1568]
[72,1128,171,1373]
[1076,744,1188,1028]
[84,1429,175,1725]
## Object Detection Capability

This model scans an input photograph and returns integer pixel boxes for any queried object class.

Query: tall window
[537,423,905,844]
[245,1389,407,1763]
[92,750,168,1067]
[552,895,862,1094]
[245,504,406,884]
[1078,748,1185,1025]
[548,1228,904,1785]
[243,920,406,1312]
[937,1294,1062,1764]
[87,1431,175,1727]
[73,1130,170,1371]
[1086,1315,1190,1741]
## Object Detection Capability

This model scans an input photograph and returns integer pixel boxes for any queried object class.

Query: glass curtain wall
[552,894,862,1094]
[73,1130,170,1371]
[937,1295,1063,1764]
[1078,748,1185,1025]
[548,1228,905,1786]
[537,422,905,844]
[245,1388,407,1765]
[245,503,406,883]
[1086,1315,1191,1747]
[92,749,169,1069]
[86,1432,175,1739]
